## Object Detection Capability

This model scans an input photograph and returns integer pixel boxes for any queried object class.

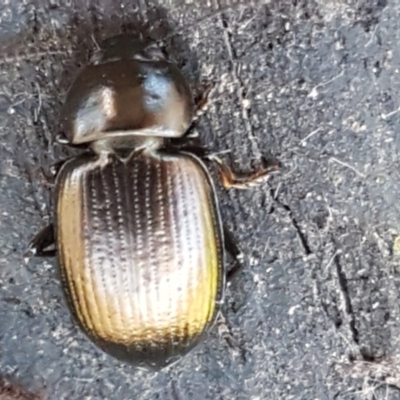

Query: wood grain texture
[56,150,223,365]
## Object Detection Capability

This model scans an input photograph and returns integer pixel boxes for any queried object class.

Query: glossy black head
[60,34,194,146]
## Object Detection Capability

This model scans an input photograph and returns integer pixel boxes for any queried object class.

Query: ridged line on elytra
[180,160,197,340]
[196,164,216,329]
[153,157,165,347]
[144,155,158,346]
[90,166,113,338]
[192,162,211,327]
[209,193,223,307]
[70,168,93,332]
[193,155,221,328]
[197,164,216,330]
[202,170,219,325]
[183,161,205,339]
[72,167,93,334]
[155,158,168,345]
[146,157,159,345]
[168,160,180,342]
[197,164,216,332]
[209,174,224,321]
[84,165,103,338]
[132,158,144,348]
[189,161,209,338]
[175,159,190,342]
[100,163,123,338]
[80,164,97,335]
[58,170,80,326]
[111,160,131,342]
[122,159,136,339]
[189,154,222,322]
[142,157,151,343]
[166,159,179,346]
[108,161,127,339]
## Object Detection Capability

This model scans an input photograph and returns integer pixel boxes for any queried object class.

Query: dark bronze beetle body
[30,35,272,369]
[52,35,223,369]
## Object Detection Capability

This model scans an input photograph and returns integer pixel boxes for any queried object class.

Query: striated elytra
[29,34,273,369]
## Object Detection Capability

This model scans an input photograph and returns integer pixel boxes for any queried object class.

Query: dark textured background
[0,0,399,399]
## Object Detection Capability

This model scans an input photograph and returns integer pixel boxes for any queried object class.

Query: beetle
[28,34,276,369]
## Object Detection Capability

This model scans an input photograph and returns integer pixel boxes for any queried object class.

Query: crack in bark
[271,189,361,350]
[334,254,360,345]
[273,196,312,255]
[271,193,361,351]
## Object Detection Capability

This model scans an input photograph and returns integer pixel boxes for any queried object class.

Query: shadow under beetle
[28,34,277,369]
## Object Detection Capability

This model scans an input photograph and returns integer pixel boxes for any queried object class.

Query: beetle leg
[166,136,210,159]
[26,224,56,257]
[56,132,91,150]
[55,132,71,145]
[224,227,245,282]
[217,314,247,362]
[217,315,237,348]
[183,83,215,139]
[48,159,69,179]
[193,82,214,120]
[209,155,280,189]
[40,159,67,186]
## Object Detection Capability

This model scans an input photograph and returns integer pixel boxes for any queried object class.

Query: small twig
[308,70,345,99]
[91,34,101,51]
[34,82,42,123]
[329,157,366,178]
[204,149,232,159]
[237,13,258,33]
[324,250,341,273]
[273,182,281,200]
[300,127,322,145]
[381,107,400,120]
[365,24,378,48]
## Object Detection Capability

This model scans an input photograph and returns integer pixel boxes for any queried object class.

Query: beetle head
[60,34,194,148]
